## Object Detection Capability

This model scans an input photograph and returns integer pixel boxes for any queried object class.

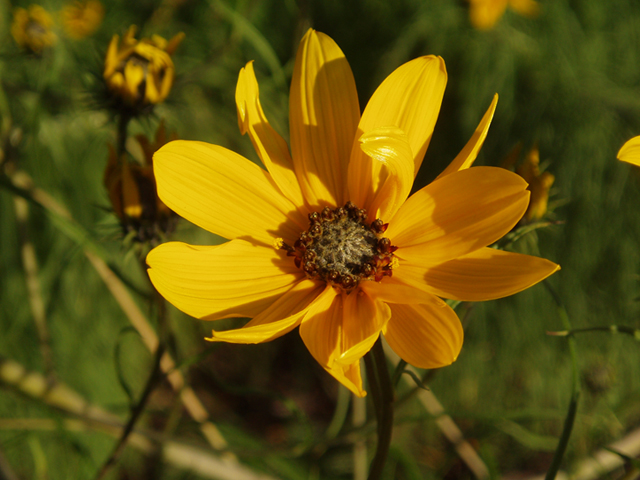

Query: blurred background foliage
[1,0,640,479]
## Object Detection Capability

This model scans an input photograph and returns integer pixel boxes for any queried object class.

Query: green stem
[116,114,131,159]
[93,343,164,480]
[364,337,394,480]
[547,325,640,339]
[544,281,581,480]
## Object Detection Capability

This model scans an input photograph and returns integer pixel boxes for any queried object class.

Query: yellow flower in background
[618,136,640,167]
[146,29,559,396]
[468,0,540,30]
[11,5,57,54]
[61,0,104,40]
[502,144,555,222]
[104,121,177,243]
[104,26,184,109]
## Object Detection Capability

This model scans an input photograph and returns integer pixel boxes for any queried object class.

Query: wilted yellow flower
[618,136,640,167]
[61,0,104,39]
[103,26,184,109]
[503,144,554,222]
[146,30,559,396]
[104,122,177,243]
[468,0,540,30]
[11,5,57,54]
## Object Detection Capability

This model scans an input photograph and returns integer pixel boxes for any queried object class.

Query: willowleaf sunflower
[103,26,184,110]
[468,0,540,30]
[147,29,559,396]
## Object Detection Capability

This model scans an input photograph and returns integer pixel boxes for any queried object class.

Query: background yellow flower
[11,5,57,54]
[61,0,104,40]
[103,25,184,109]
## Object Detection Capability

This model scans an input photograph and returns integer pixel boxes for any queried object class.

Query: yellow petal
[153,140,307,245]
[357,127,414,221]
[387,167,529,266]
[104,34,119,77]
[236,61,305,208]
[299,288,390,369]
[324,360,366,397]
[468,0,508,30]
[383,298,463,369]
[510,0,540,18]
[289,29,360,209]
[147,239,303,321]
[121,160,142,219]
[348,56,447,210]
[360,275,438,305]
[206,279,323,344]
[124,62,145,100]
[420,247,560,301]
[165,32,185,55]
[437,94,498,179]
[618,136,640,167]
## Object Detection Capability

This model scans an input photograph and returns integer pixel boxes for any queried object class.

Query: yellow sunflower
[618,136,640,167]
[103,25,184,108]
[11,5,57,54]
[104,121,177,243]
[468,0,540,30]
[147,29,559,397]
[502,144,554,222]
[61,0,104,40]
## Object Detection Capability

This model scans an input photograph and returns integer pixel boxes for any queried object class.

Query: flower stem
[544,280,581,480]
[364,336,394,480]
[116,113,131,159]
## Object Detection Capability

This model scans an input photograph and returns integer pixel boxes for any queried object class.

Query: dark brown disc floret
[280,202,397,293]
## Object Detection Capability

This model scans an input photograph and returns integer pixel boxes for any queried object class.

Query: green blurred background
[2,0,640,478]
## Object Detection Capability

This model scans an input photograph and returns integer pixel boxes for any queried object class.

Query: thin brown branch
[382,340,490,480]
[13,194,56,381]
[0,358,276,480]
[3,168,232,458]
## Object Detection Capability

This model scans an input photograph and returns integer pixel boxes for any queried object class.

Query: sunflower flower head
[468,0,540,30]
[502,144,555,222]
[147,29,559,397]
[103,26,184,115]
[11,5,57,55]
[104,121,177,245]
[61,0,104,40]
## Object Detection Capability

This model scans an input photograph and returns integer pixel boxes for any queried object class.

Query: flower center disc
[282,202,396,293]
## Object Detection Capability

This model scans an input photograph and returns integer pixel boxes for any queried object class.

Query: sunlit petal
[154,140,307,245]
[147,240,302,321]
[387,167,529,266]
[324,361,366,397]
[290,29,360,208]
[437,94,498,179]
[348,56,447,209]
[236,62,305,208]
[299,288,390,368]
[206,279,323,343]
[618,136,640,167]
[384,298,463,369]
[421,247,560,301]
[357,127,414,220]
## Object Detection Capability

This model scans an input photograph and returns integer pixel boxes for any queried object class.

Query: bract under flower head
[61,0,104,40]
[104,121,177,244]
[146,29,559,397]
[11,5,57,54]
[103,26,184,112]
